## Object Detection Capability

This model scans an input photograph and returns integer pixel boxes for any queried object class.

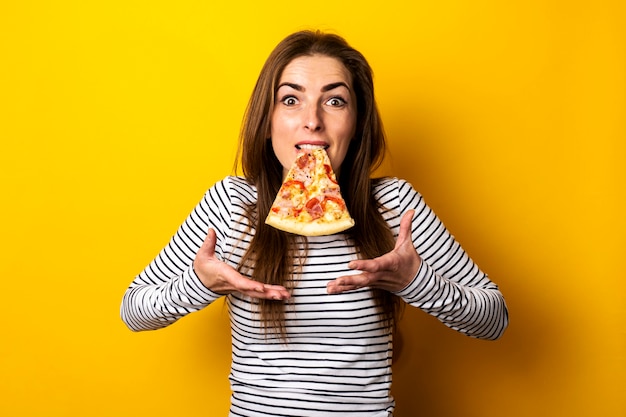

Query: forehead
[279,55,353,86]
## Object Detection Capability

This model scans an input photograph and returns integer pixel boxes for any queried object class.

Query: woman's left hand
[327,210,422,294]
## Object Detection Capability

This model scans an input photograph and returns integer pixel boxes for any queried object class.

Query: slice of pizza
[265,147,355,236]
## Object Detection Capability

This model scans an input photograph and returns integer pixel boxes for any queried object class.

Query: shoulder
[206,176,257,206]
[372,177,427,225]
[372,177,420,201]
[200,177,256,236]
[224,176,257,204]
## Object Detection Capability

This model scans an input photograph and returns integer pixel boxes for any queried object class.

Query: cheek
[271,111,298,136]
[340,111,357,139]
[329,144,351,171]
[270,138,295,176]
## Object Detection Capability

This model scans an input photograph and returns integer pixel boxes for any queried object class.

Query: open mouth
[296,144,328,150]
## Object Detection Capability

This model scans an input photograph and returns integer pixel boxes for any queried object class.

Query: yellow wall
[1,1,624,416]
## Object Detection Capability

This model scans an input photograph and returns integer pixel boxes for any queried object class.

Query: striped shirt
[121,176,508,416]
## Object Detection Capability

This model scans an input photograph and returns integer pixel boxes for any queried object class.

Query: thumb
[395,210,415,250]
[198,228,217,259]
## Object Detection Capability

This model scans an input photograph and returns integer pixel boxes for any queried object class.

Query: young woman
[121,30,508,417]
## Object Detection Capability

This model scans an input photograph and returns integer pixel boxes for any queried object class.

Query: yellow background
[1,1,624,416]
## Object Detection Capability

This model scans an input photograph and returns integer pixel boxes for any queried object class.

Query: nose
[304,105,323,132]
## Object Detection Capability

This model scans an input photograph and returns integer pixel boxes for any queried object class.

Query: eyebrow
[276,82,351,92]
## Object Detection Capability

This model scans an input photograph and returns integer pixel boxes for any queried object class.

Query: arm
[120,179,290,332]
[328,179,508,340]
[120,186,225,331]
[397,180,508,340]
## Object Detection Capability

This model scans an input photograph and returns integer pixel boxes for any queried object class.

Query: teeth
[297,144,327,150]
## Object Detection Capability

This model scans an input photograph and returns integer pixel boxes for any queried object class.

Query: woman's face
[271,54,357,178]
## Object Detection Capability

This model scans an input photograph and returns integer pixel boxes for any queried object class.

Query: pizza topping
[283,179,305,188]
[324,164,338,184]
[305,197,324,219]
[321,195,345,211]
[296,153,310,169]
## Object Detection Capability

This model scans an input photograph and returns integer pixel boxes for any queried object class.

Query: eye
[280,95,299,106]
[326,97,347,107]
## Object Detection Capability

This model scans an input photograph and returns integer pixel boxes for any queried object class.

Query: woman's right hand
[193,228,291,300]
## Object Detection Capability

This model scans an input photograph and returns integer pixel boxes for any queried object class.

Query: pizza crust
[266,211,354,236]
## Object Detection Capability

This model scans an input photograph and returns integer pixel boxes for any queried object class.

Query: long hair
[236,30,402,338]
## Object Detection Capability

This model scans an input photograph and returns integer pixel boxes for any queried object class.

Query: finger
[242,286,290,300]
[226,272,265,293]
[347,258,385,273]
[327,274,370,294]
[262,284,291,300]
[348,250,403,273]
[263,284,291,293]
[327,280,360,294]
[230,276,290,300]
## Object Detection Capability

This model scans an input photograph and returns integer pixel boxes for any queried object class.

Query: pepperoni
[282,180,305,190]
[305,198,324,219]
[296,153,310,169]
[321,195,345,210]
[324,164,338,184]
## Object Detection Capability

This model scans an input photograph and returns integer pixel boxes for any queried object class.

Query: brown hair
[236,30,402,338]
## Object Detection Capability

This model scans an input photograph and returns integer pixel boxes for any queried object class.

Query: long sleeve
[120,180,235,331]
[383,179,508,340]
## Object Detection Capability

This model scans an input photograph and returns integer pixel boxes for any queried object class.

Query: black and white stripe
[121,176,508,416]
